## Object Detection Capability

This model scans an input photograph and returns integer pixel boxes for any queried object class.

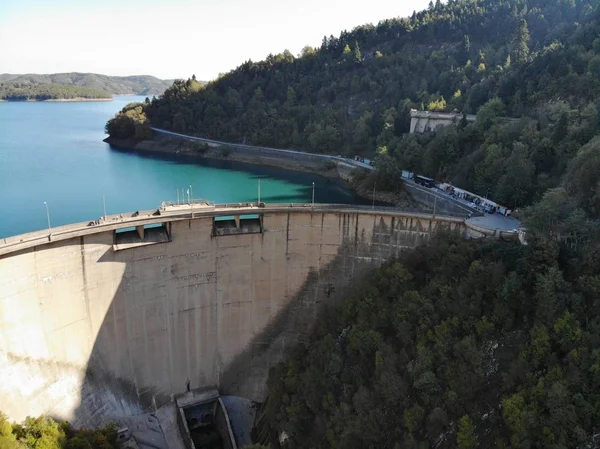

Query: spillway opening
[213,215,262,236]
[113,223,171,250]
[184,400,223,449]
[177,392,237,449]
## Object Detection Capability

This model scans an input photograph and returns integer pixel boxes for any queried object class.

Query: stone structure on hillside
[410,109,476,134]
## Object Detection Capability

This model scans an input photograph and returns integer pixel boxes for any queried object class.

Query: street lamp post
[372,183,376,210]
[43,202,51,237]
[102,193,107,220]
[258,179,261,204]
[312,182,315,210]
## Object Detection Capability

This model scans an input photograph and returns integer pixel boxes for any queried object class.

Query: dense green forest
[0,73,174,96]
[106,0,600,209]
[0,412,117,449]
[0,81,111,101]
[262,189,600,448]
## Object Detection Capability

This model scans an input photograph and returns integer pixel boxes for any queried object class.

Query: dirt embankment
[104,136,342,179]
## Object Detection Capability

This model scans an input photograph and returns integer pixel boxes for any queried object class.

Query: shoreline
[103,136,344,178]
[0,97,113,102]
[103,136,417,208]
[45,97,113,102]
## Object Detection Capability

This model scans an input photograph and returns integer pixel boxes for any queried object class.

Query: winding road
[150,127,375,171]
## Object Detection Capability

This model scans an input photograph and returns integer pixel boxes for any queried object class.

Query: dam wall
[0,205,465,428]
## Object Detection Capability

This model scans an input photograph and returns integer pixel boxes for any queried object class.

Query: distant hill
[0,81,111,101]
[0,72,174,96]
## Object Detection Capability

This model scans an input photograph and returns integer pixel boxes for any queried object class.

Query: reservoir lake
[0,96,361,238]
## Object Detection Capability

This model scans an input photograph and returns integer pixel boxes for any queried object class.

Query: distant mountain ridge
[0,72,174,96]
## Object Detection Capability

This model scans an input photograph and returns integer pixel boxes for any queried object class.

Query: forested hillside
[0,72,173,96]
[0,412,117,448]
[0,81,111,100]
[262,196,600,448]
[106,0,600,209]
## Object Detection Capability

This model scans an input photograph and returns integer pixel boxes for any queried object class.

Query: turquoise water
[0,96,360,239]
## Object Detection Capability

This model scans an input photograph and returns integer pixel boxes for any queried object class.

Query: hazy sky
[0,0,432,80]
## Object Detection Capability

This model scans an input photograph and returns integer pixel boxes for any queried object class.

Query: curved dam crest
[0,204,466,427]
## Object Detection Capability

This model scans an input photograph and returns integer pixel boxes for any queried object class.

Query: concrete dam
[0,203,466,431]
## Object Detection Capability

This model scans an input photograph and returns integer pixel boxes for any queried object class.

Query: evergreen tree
[457,416,477,449]
[553,112,569,143]
[512,19,531,63]
[354,41,363,63]
[460,35,471,65]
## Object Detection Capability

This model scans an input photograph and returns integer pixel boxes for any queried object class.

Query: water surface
[0,97,359,238]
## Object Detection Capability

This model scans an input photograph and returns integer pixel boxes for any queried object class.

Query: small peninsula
[0,81,112,101]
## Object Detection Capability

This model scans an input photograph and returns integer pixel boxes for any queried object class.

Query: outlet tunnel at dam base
[0,204,470,433]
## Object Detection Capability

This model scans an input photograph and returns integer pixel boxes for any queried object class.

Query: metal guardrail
[150,128,375,171]
[160,199,215,208]
[160,200,459,217]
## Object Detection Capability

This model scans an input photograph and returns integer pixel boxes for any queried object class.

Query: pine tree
[457,415,477,449]
[286,87,297,107]
[354,41,363,63]
[553,112,569,143]
[512,19,530,63]
[460,35,471,65]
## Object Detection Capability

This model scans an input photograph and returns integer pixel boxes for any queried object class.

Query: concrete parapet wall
[403,182,478,217]
[216,398,238,449]
[464,220,519,242]
[177,406,194,449]
[0,206,465,428]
